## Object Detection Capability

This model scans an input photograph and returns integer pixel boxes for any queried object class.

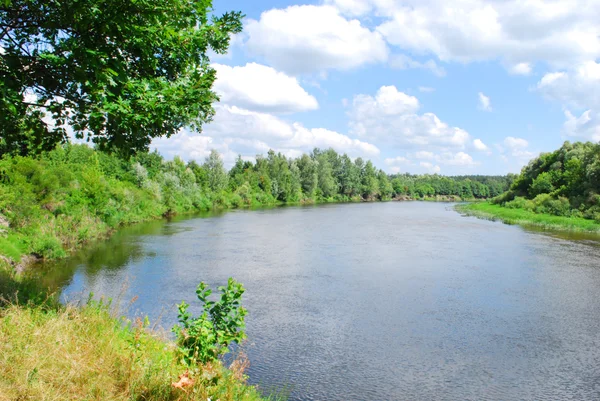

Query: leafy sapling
[173,278,247,366]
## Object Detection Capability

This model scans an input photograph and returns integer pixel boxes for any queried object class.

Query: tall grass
[0,298,278,401]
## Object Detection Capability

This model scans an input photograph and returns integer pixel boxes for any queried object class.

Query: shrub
[173,278,247,367]
[504,196,534,211]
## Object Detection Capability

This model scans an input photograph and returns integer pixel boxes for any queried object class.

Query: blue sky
[153,0,600,175]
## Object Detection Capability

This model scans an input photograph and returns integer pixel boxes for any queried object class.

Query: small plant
[173,278,248,366]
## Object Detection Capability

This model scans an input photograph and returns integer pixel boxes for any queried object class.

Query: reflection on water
[36,202,600,400]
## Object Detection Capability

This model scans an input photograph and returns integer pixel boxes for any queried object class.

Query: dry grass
[0,301,274,401]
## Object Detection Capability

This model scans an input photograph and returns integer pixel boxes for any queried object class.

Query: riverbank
[0,258,280,401]
[0,301,275,401]
[457,202,600,232]
[0,145,505,271]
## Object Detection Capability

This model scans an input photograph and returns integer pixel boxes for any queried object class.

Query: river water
[36,202,600,400]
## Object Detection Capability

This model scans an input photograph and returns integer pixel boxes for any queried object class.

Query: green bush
[173,278,248,366]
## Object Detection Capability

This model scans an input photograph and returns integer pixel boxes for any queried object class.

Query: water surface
[38,202,600,400]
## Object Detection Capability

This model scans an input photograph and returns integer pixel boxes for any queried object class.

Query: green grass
[457,202,600,232]
[0,301,278,401]
[0,235,25,262]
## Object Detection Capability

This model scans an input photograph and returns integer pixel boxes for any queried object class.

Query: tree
[0,0,243,157]
[315,156,336,199]
[529,171,554,196]
[361,160,379,199]
[203,149,228,193]
[296,154,318,198]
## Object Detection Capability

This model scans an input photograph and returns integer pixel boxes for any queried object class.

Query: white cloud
[362,0,600,71]
[501,136,535,160]
[152,105,380,166]
[473,138,489,151]
[478,92,492,112]
[441,151,477,166]
[504,136,528,149]
[420,162,441,174]
[418,86,435,93]
[535,61,600,142]
[414,151,435,160]
[349,85,471,149]
[508,62,533,75]
[244,5,388,75]
[563,110,600,142]
[413,151,478,166]
[390,54,446,77]
[212,63,318,113]
[351,85,420,120]
[536,61,600,110]
[325,0,373,16]
[384,156,411,166]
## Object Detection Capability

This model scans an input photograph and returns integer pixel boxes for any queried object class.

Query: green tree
[0,0,243,157]
[315,156,336,199]
[361,160,379,199]
[203,149,228,193]
[529,171,555,196]
[297,154,318,198]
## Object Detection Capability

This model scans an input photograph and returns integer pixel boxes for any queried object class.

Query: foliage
[491,141,600,222]
[389,173,513,200]
[0,299,275,401]
[0,144,510,263]
[173,278,247,366]
[0,0,243,157]
[458,202,600,233]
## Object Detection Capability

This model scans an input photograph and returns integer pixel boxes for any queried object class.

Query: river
[35,202,600,400]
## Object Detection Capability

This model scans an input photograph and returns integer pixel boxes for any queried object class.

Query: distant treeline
[493,141,600,221]
[389,174,514,199]
[0,145,510,261]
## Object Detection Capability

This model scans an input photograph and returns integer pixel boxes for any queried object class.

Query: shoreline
[4,196,489,273]
[456,202,600,233]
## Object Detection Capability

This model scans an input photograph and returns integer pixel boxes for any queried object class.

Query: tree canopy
[0,0,243,157]
[493,141,600,220]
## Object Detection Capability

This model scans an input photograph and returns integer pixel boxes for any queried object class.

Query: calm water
[36,202,600,400]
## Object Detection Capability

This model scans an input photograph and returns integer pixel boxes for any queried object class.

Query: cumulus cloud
[414,151,434,160]
[384,150,478,174]
[508,62,533,75]
[501,136,535,160]
[478,92,492,112]
[384,156,411,166]
[413,151,478,166]
[473,138,489,151]
[420,162,441,174]
[563,110,600,142]
[212,63,318,113]
[152,105,380,166]
[244,5,388,75]
[440,152,477,166]
[536,61,600,110]
[390,54,446,77]
[349,85,471,149]
[333,0,600,72]
[504,136,528,149]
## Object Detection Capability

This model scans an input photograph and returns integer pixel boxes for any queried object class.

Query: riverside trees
[493,141,600,221]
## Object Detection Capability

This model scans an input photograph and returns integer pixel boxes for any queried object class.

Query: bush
[531,194,571,216]
[504,196,534,211]
[173,278,247,367]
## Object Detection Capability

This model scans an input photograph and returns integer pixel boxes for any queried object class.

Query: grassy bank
[0,263,279,401]
[457,202,600,232]
[0,303,273,401]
